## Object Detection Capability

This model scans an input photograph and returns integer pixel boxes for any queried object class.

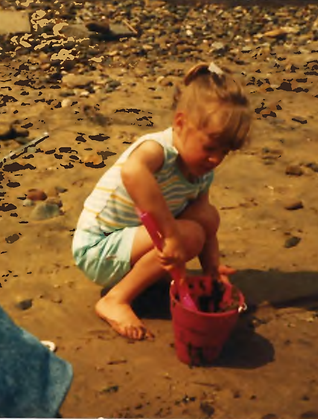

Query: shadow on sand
[212,315,275,369]
[131,268,318,317]
[129,268,318,369]
[230,269,318,310]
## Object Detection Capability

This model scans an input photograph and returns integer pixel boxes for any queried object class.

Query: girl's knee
[195,204,220,235]
[181,201,220,234]
[180,221,205,260]
[208,204,220,232]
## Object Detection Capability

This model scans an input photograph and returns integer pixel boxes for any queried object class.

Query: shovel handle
[138,211,163,251]
[137,210,183,282]
[136,209,199,311]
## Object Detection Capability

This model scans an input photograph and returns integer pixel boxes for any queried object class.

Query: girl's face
[173,112,230,178]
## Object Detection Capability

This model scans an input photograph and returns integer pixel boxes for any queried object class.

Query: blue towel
[0,306,73,418]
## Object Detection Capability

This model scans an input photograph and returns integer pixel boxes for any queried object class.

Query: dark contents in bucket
[198,280,241,313]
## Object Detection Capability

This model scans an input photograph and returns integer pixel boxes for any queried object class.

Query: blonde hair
[173,63,251,150]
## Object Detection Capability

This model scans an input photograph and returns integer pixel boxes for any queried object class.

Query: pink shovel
[137,210,199,312]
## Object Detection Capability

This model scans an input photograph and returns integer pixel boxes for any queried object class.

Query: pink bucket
[170,276,246,366]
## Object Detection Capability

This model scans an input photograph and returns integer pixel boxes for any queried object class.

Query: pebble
[100,385,119,394]
[56,186,68,194]
[60,23,91,40]
[159,76,174,87]
[61,98,72,108]
[107,358,127,365]
[22,198,35,207]
[30,202,61,221]
[200,401,215,417]
[300,411,318,419]
[211,41,225,51]
[283,200,304,210]
[46,197,63,208]
[262,148,283,160]
[285,165,304,176]
[51,295,63,304]
[16,298,33,310]
[84,153,104,166]
[27,189,47,201]
[306,162,318,173]
[106,79,121,90]
[284,236,301,248]
[263,27,297,38]
[62,74,93,89]
[80,91,90,97]
[41,340,57,352]
[5,234,20,244]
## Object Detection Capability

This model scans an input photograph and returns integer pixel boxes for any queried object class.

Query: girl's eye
[204,146,217,153]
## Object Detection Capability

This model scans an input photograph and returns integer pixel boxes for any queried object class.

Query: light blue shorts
[72,227,138,289]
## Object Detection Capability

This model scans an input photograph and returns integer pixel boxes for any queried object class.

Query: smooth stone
[62,74,93,89]
[61,98,72,108]
[283,200,304,210]
[56,186,68,193]
[0,10,31,35]
[60,23,91,39]
[51,295,63,304]
[46,197,63,208]
[27,189,47,201]
[30,202,61,221]
[306,162,318,173]
[285,165,304,176]
[16,298,33,310]
[22,198,35,207]
[284,236,301,248]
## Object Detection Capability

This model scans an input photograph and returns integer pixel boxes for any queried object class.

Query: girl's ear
[173,111,186,135]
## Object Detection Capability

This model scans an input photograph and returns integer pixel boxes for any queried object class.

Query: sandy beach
[1,0,318,417]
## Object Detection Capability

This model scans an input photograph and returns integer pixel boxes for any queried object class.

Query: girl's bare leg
[179,201,220,277]
[95,219,205,340]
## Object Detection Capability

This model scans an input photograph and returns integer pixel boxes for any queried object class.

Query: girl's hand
[157,234,187,273]
[218,265,236,284]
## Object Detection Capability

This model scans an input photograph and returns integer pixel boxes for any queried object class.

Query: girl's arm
[121,140,180,243]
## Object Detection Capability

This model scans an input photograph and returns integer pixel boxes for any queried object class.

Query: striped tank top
[76,127,214,234]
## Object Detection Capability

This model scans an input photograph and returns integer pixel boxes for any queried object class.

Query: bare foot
[95,297,154,340]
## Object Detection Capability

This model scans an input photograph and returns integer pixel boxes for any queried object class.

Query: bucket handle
[238,303,248,313]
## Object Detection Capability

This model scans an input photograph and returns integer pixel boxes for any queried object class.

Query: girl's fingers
[157,252,185,267]
[218,265,236,275]
[219,274,231,284]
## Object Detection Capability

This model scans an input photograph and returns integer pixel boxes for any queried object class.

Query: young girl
[72,62,251,340]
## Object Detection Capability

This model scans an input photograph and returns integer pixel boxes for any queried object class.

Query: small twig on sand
[123,19,138,35]
[0,132,49,166]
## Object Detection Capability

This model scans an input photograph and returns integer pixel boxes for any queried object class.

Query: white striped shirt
[76,128,214,234]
